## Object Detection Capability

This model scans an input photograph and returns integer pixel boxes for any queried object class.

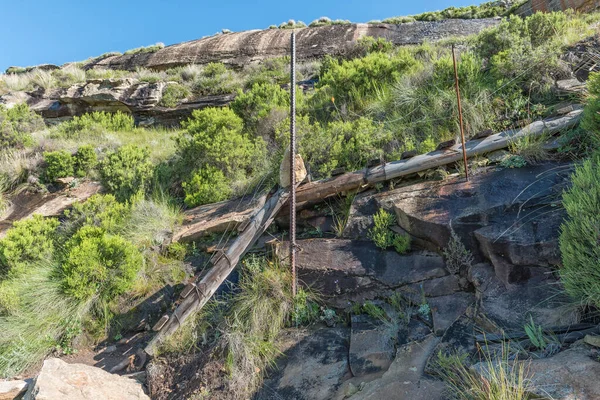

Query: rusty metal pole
[452,44,469,182]
[289,32,297,297]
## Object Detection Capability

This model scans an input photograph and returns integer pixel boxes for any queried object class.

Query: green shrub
[393,234,411,254]
[317,50,418,110]
[177,107,265,178]
[99,145,154,202]
[292,288,320,325]
[159,83,190,107]
[61,226,143,302]
[193,62,243,96]
[356,36,394,54]
[182,166,232,207]
[559,154,600,307]
[56,111,134,139]
[231,83,289,133]
[580,72,600,150]
[0,215,59,277]
[73,145,97,177]
[0,104,44,149]
[500,154,527,169]
[244,57,290,88]
[43,150,74,182]
[61,194,130,238]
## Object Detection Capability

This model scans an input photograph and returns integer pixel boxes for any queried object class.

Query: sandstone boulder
[0,380,28,400]
[24,358,149,400]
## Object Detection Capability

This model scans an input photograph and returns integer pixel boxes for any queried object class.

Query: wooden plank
[145,187,291,355]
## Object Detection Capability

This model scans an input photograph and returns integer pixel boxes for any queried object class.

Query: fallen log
[145,187,291,355]
[171,110,581,242]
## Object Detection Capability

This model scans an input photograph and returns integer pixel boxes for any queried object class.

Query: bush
[369,209,409,254]
[61,226,143,302]
[61,194,129,238]
[56,111,134,139]
[244,57,291,89]
[0,104,44,149]
[99,145,154,202]
[43,150,74,182]
[231,83,289,133]
[559,154,600,307]
[443,229,474,274]
[580,72,600,150]
[0,215,59,277]
[316,50,418,111]
[73,145,97,177]
[193,62,243,96]
[159,83,190,107]
[182,166,232,207]
[177,107,265,178]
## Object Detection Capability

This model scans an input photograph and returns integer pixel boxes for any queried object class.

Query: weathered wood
[172,194,267,243]
[145,188,291,355]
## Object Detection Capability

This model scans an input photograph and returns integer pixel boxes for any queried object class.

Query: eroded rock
[349,315,395,377]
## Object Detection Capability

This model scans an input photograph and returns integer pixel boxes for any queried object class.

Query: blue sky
[0,0,480,72]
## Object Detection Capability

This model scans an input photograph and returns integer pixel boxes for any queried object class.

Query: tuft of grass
[434,343,532,400]
[508,133,551,165]
[329,193,356,238]
[123,192,183,247]
[0,262,89,378]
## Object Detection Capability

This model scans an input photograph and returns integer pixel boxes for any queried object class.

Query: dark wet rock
[401,274,463,305]
[425,315,476,376]
[474,207,564,286]
[345,335,445,400]
[387,163,572,283]
[428,292,475,336]
[257,328,350,400]
[286,239,448,305]
[468,263,575,330]
[349,315,395,377]
[398,318,433,345]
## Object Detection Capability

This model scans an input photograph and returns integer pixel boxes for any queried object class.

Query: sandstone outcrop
[87,20,500,71]
[24,358,149,400]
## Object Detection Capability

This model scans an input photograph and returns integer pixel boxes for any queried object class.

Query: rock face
[516,0,599,16]
[24,358,149,400]
[20,79,234,126]
[385,163,571,286]
[256,328,350,400]
[87,20,499,71]
[349,315,395,377]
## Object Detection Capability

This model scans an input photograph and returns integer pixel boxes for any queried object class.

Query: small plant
[369,209,396,249]
[418,302,431,320]
[361,301,388,322]
[524,315,547,351]
[393,233,411,254]
[509,133,550,164]
[73,145,97,177]
[500,154,527,169]
[443,229,474,274]
[320,308,337,327]
[330,193,355,238]
[292,288,320,325]
[56,317,82,355]
[99,145,154,202]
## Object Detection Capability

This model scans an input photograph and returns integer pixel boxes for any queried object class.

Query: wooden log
[145,187,291,355]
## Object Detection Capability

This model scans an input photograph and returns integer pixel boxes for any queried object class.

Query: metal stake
[289,32,297,297]
[452,44,469,182]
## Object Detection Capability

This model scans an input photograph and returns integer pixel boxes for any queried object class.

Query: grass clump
[99,145,154,202]
[124,42,165,55]
[434,345,532,400]
[369,209,411,253]
[508,133,551,165]
[559,153,600,308]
